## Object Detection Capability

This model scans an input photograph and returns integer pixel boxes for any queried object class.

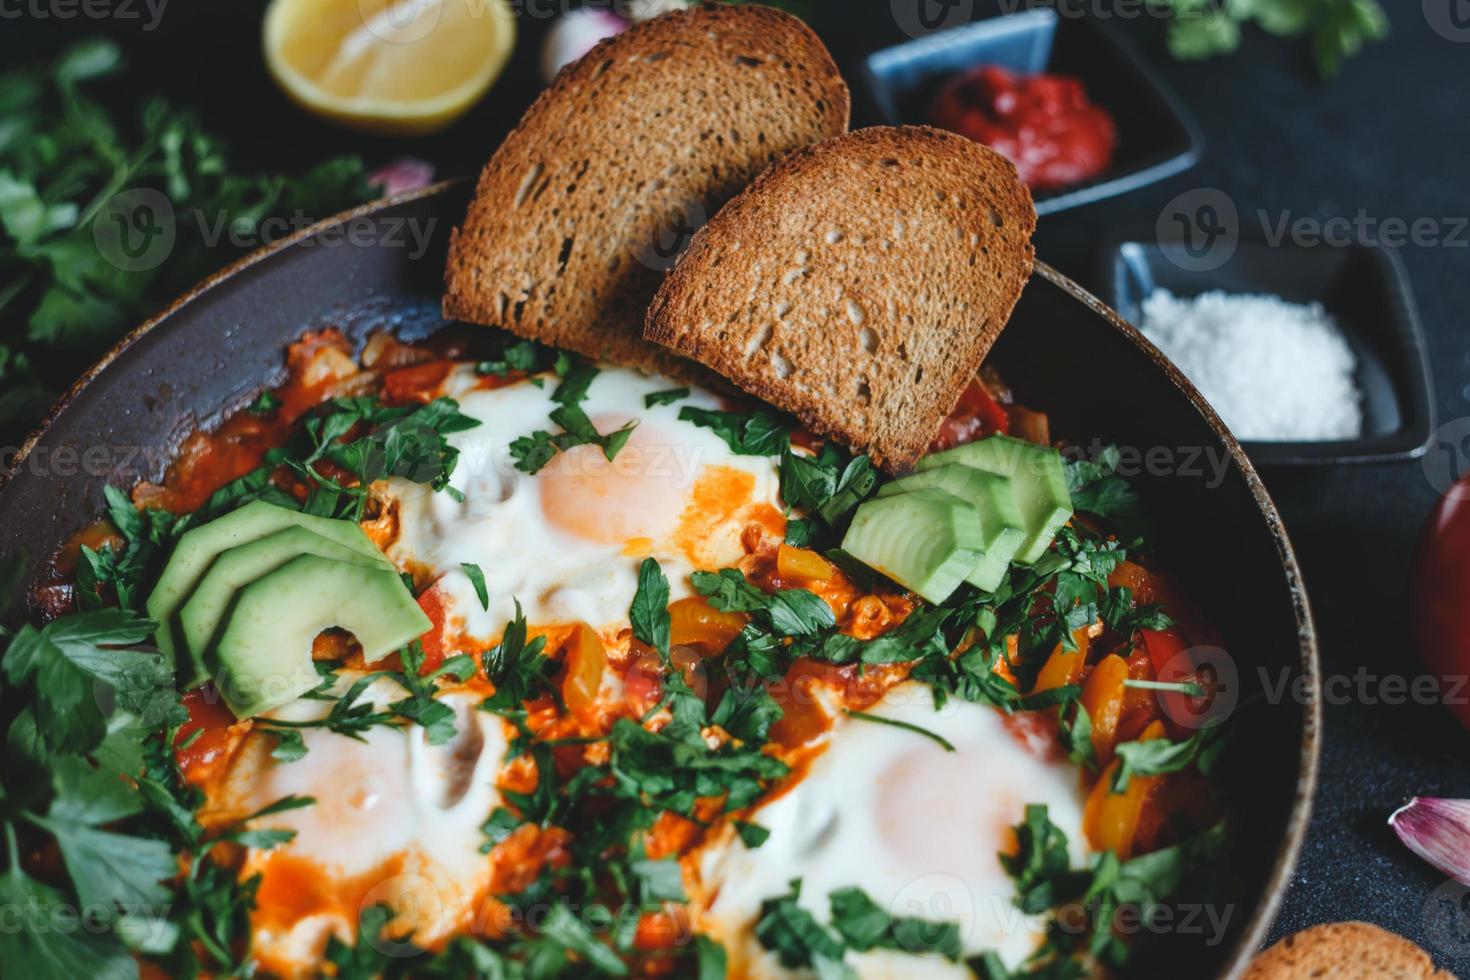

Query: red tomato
[175,688,242,785]
[931,379,1009,453]
[1414,477,1470,732]
[382,360,454,404]
[416,585,450,675]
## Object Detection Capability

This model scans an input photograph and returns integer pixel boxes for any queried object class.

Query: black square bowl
[1101,236,1436,464]
[863,8,1202,215]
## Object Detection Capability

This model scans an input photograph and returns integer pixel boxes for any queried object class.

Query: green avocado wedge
[212,554,430,718]
[841,491,984,604]
[878,465,1026,592]
[145,500,392,674]
[177,527,385,687]
[918,435,1072,565]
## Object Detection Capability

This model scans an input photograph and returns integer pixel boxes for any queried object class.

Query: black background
[3,0,1470,971]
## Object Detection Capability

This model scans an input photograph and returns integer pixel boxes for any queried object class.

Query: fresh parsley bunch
[1157,0,1389,76]
[0,39,375,443]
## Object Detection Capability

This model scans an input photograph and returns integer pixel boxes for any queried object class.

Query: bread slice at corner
[645,126,1036,472]
[1244,921,1455,979]
[443,2,849,376]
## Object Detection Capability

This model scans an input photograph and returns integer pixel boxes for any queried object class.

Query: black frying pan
[0,181,1319,978]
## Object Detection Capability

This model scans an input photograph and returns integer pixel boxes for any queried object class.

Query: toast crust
[1245,921,1456,979]
[645,126,1037,471]
[443,3,849,378]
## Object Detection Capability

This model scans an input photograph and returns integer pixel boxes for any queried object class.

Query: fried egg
[204,675,510,978]
[386,365,784,642]
[692,682,1089,976]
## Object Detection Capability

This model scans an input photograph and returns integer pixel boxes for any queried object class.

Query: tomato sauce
[930,65,1117,191]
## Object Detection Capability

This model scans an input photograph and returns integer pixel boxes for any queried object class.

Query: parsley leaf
[843,709,955,753]
[679,406,790,456]
[829,886,962,961]
[3,609,181,754]
[509,364,638,474]
[644,387,690,408]
[692,568,834,638]
[755,880,851,974]
[461,562,490,611]
[246,390,281,415]
[480,600,552,713]
[630,558,672,657]
[0,831,135,980]
[0,40,374,442]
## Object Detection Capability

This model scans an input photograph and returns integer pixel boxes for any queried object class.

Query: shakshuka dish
[12,325,1234,979]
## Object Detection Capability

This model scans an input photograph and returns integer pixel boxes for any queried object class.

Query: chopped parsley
[679,405,790,456]
[843,708,956,753]
[510,362,638,474]
[461,562,490,610]
[644,386,689,408]
[755,879,962,975]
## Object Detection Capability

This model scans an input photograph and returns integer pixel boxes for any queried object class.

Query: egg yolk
[538,419,693,546]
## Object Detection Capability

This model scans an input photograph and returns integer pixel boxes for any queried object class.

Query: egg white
[207,675,510,976]
[386,365,783,641]
[694,681,1090,977]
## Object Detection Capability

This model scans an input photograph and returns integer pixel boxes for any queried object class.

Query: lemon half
[264,0,517,137]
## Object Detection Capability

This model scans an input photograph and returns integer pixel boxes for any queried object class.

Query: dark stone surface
[4,0,1470,971]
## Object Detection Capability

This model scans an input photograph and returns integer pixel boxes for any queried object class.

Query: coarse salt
[1138,289,1363,442]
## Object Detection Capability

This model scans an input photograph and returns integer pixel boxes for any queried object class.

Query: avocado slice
[878,465,1026,591]
[177,527,386,686]
[918,435,1072,565]
[146,500,392,672]
[841,491,983,604]
[212,554,431,718]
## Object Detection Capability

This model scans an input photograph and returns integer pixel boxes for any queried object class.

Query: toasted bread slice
[1245,922,1455,979]
[443,3,849,375]
[644,126,1036,472]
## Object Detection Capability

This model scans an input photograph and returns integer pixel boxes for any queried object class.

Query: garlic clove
[1389,797,1470,884]
[541,9,629,84]
[369,158,436,198]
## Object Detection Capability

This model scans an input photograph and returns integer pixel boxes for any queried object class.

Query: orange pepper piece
[777,544,837,584]
[560,624,606,721]
[668,596,747,651]
[1080,653,1129,764]
[1084,719,1167,858]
